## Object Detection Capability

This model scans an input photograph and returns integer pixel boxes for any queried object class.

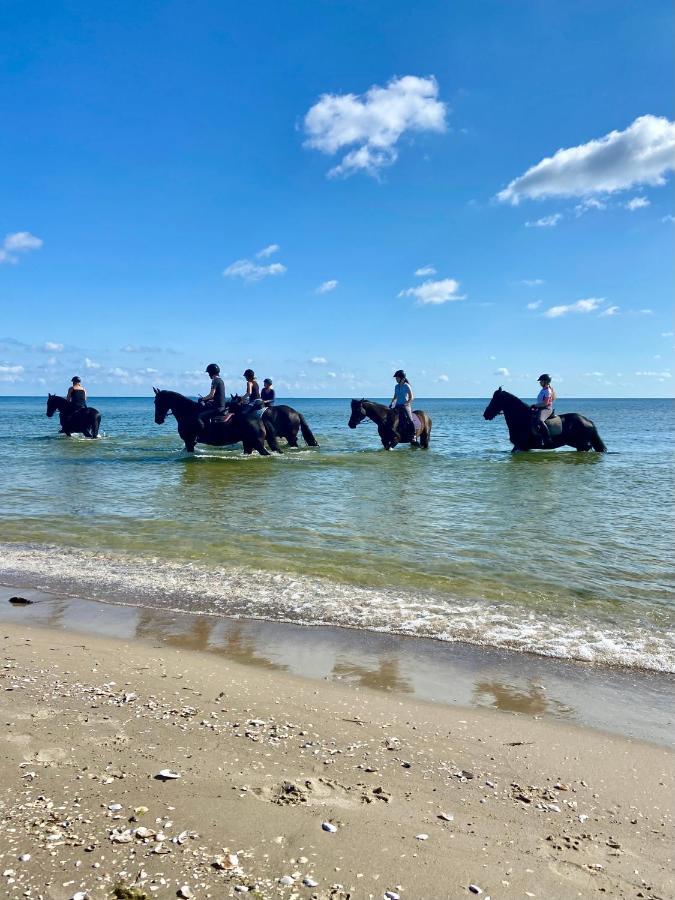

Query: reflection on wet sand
[133,607,286,672]
[332,654,412,694]
[473,679,573,718]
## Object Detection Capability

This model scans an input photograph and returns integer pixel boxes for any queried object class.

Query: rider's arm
[406,385,414,404]
[66,387,73,401]
[202,387,215,402]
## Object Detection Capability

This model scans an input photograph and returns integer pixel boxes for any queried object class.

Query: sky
[1,0,673,398]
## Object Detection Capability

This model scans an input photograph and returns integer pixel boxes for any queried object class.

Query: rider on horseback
[261,378,275,407]
[196,363,226,433]
[391,370,417,445]
[61,376,87,431]
[531,373,556,448]
[242,368,264,416]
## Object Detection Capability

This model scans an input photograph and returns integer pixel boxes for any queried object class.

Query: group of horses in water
[46,387,607,454]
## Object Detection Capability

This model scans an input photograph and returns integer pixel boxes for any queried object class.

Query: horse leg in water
[263,420,283,453]
[419,417,432,449]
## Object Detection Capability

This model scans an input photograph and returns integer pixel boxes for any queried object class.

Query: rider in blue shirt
[390,369,417,444]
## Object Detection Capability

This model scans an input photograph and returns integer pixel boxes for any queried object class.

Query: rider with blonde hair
[531,373,556,447]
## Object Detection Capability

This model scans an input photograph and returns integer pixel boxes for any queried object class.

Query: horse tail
[298,414,319,447]
[91,411,101,439]
[590,426,607,453]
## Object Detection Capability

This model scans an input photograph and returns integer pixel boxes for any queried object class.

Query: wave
[1,541,673,674]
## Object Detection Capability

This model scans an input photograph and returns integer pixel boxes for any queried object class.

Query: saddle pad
[211,413,234,424]
[546,415,562,438]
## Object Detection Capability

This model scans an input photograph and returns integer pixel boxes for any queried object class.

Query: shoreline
[1,612,673,899]
[1,583,673,748]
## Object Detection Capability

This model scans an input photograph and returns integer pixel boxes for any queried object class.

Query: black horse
[226,395,319,448]
[483,387,607,452]
[153,388,280,455]
[348,399,432,449]
[46,394,101,438]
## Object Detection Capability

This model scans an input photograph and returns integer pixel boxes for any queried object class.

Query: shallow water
[0,396,673,671]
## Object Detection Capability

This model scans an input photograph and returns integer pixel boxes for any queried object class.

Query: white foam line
[1,542,673,673]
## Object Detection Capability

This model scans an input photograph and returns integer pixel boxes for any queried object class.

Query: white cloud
[494,367,510,377]
[635,370,672,378]
[522,278,545,286]
[525,213,562,228]
[662,331,674,337]
[543,297,604,318]
[399,277,465,306]
[437,374,449,382]
[599,305,620,317]
[43,341,64,352]
[584,371,604,378]
[327,371,337,378]
[223,258,287,282]
[625,196,650,211]
[0,363,24,382]
[497,115,675,204]
[0,231,43,264]
[574,197,606,216]
[662,214,675,223]
[256,244,280,258]
[84,357,101,369]
[316,279,338,294]
[310,356,328,365]
[303,75,447,178]
[415,265,437,277]
[526,300,542,310]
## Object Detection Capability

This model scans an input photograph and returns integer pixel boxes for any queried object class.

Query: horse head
[348,398,367,429]
[153,387,171,424]
[46,393,58,417]
[225,393,245,413]
[483,387,504,421]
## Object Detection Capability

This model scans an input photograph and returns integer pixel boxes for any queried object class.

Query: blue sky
[1,0,673,398]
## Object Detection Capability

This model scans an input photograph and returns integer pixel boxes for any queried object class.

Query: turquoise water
[0,396,673,671]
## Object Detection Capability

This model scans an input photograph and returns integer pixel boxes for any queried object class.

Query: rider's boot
[537,421,552,448]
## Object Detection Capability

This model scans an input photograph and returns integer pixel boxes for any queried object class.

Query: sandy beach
[1,610,673,900]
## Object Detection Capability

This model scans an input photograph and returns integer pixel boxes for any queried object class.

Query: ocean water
[0,396,673,672]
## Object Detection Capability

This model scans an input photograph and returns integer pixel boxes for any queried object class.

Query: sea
[0,396,673,674]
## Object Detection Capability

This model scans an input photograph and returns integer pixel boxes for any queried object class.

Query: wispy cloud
[415,265,437,277]
[399,277,465,306]
[437,374,449,382]
[494,367,510,377]
[0,363,24,382]
[522,278,545,286]
[625,196,650,211]
[635,370,672,379]
[316,279,338,294]
[497,115,675,204]
[0,231,43,265]
[526,300,542,310]
[42,341,64,352]
[543,297,604,318]
[84,357,101,369]
[574,197,607,216]
[599,305,620,317]
[256,244,280,258]
[224,257,287,282]
[663,214,675,223]
[303,75,447,178]
[525,213,562,228]
[309,356,328,365]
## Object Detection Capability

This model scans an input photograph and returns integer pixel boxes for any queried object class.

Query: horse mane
[496,388,529,411]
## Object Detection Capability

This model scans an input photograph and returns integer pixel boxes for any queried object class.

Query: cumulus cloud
[437,374,449,382]
[309,356,328,365]
[84,357,101,369]
[543,297,604,318]
[415,265,437,277]
[525,213,562,228]
[399,277,465,306]
[526,300,542,310]
[223,258,287,282]
[257,244,280,258]
[0,231,43,264]
[663,214,675,223]
[0,363,24,382]
[494,367,510,377]
[625,196,650,211]
[42,341,64,352]
[574,197,607,216]
[497,115,675,204]
[316,279,338,294]
[303,75,447,178]
[599,305,620,317]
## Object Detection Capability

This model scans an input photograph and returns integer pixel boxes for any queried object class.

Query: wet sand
[1,591,673,899]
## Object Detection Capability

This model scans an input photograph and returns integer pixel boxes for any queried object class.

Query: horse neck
[164,391,197,419]
[501,392,530,431]
[362,400,390,425]
[53,396,69,411]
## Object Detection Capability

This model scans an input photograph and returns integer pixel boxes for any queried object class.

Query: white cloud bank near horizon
[303,75,447,178]
[497,115,675,204]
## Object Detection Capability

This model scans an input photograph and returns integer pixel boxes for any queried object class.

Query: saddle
[532,412,562,444]
[210,412,235,425]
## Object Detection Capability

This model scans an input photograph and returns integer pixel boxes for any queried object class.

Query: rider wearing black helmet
[531,373,556,448]
[242,368,263,414]
[390,369,417,444]
[196,363,226,432]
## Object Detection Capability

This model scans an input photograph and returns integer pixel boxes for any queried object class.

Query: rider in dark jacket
[196,364,226,432]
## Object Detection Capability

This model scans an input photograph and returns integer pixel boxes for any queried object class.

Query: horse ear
[153,387,158,395]
[498,386,502,392]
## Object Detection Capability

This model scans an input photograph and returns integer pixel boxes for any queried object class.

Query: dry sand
[0,619,673,900]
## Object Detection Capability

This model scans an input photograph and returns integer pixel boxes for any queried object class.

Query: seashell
[415,833,429,840]
[71,893,88,900]
[234,888,249,894]
[133,827,155,839]
[107,803,123,812]
[321,821,337,833]
[384,892,400,900]
[18,854,31,862]
[178,887,193,899]
[469,886,483,895]
[279,875,294,886]
[109,829,133,843]
[156,769,181,780]
[438,812,454,821]
[303,876,319,887]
